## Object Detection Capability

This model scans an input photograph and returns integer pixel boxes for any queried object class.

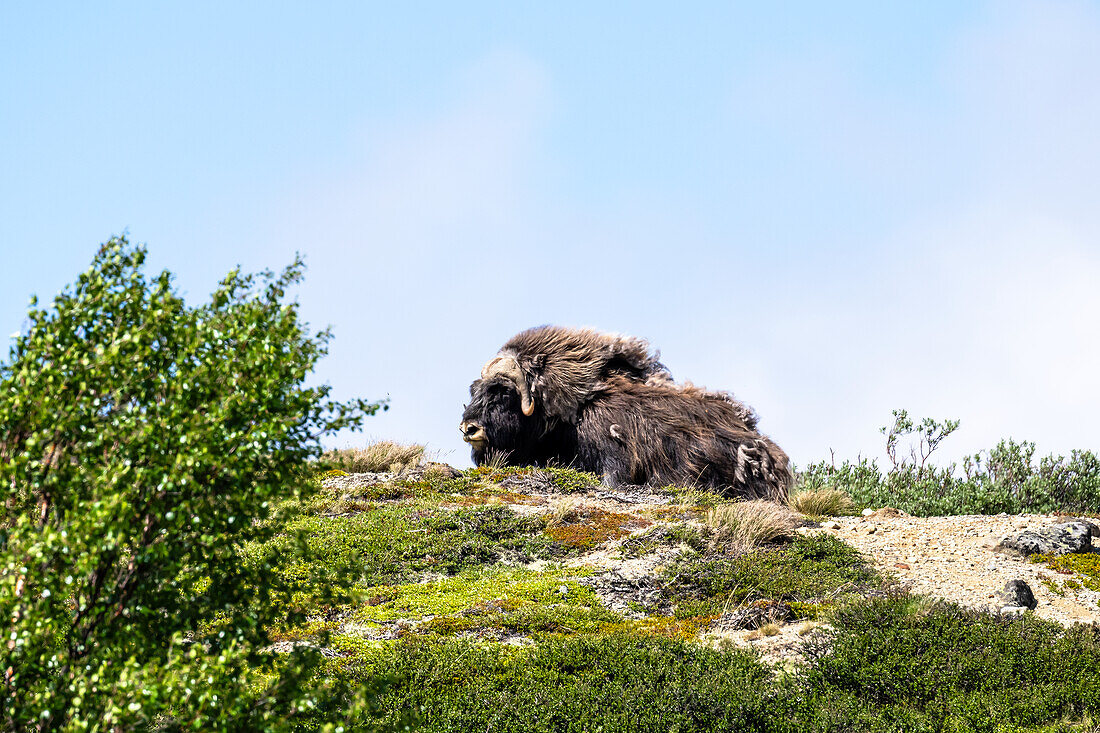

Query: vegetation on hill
[255,463,1100,732]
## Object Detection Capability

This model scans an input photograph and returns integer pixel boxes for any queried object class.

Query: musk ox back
[460,326,791,501]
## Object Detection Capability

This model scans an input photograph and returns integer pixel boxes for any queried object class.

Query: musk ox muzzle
[459,420,488,447]
[460,325,792,501]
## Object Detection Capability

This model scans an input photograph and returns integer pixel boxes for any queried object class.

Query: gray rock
[1065,518,1100,538]
[996,522,1092,557]
[998,579,1037,610]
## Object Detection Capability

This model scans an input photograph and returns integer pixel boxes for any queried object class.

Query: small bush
[705,500,799,550]
[662,533,883,616]
[323,441,425,473]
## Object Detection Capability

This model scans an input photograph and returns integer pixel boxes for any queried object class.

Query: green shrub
[330,634,788,732]
[662,533,883,616]
[314,595,1100,733]
[797,410,1100,516]
[803,596,1100,730]
[0,238,388,730]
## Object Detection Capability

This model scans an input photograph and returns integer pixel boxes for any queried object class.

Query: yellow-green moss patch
[1031,552,1100,592]
[350,566,604,624]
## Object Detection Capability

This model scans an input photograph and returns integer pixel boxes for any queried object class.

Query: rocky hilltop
[260,460,1100,729]
[310,465,1100,665]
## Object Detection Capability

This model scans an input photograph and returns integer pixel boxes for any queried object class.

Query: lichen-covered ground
[256,465,1100,732]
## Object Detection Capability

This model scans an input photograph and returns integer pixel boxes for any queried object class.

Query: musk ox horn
[481,354,536,417]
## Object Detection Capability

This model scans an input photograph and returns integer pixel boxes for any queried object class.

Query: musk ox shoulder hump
[677,381,760,432]
[499,325,672,422]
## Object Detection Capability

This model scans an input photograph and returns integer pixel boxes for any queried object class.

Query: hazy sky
[3,2,1098,468]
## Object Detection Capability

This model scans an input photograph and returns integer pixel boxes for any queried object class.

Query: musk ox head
[460,326,669,464]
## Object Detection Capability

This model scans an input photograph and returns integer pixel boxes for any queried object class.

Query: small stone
[999,605,1028,616]
[861,508,875,517]
[866,526,877,535]
[894,563,910,570]
[998,580,1038,610]
[824,521,841,530]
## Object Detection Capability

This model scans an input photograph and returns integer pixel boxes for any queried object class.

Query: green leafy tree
[0,237,387,730]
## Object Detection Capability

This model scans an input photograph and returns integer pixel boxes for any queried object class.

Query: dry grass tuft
[323,441,425,473]
[705,500,799,550]
[787,487,856,518]
[479,450,511,471]
[543,497,582,529]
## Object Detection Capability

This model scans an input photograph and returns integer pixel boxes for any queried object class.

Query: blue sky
[3,1,1098,468]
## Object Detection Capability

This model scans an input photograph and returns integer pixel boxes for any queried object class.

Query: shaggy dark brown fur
[461,325,791,500]
[498,325,673,422]
[575,376,791,500]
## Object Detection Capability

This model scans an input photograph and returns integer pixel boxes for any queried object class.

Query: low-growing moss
[444,491,546,507]
[464,465,603,493]
[350,566,607,626]
[608,614,719,641]
[641,504,707,521]
[250,504,555,593]
[303,476,452,514]
[539,467,603,493]
[788,601,828,620]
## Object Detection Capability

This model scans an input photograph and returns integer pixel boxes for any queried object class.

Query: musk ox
[460,326,792,500]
